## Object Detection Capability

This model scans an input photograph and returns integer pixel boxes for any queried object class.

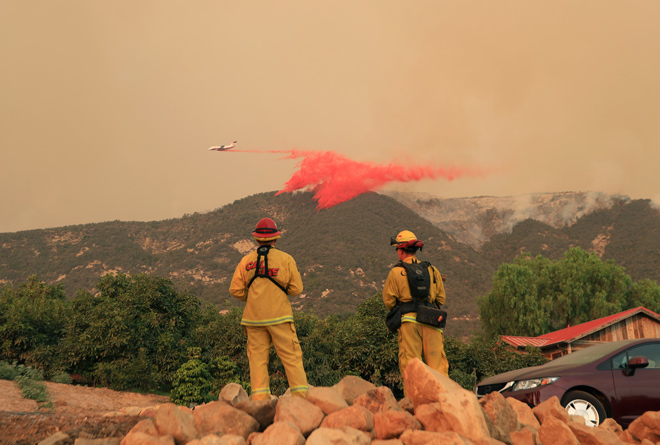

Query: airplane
[208,141,237,151]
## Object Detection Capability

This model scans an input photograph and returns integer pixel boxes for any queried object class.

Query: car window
[605,342,660,370]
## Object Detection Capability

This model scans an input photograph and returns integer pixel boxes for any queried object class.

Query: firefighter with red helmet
[229,217,308,400]
[383,230,449,377]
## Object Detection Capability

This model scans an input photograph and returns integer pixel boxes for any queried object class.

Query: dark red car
[475,338,660,427]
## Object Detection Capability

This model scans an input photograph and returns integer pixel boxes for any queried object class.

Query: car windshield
[543,341,632,367]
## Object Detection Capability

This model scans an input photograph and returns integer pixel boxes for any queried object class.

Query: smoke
[265,149,486,209]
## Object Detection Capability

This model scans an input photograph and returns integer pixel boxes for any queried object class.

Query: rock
[121,418,175,445]
[627,411,660,443]
[397,397,414,414]
[186,435,246,445]
[537,416,578,445]
[481,406,513,445]
[332,375,377,405]
[509,425,540,445]
[74,439,121,445]
[352,386,402,414]
[306,386,349,415]
[567,420,622,445]
[401,358,463,408]
[37,432,70,445]
[151,403,197,444]
[399,429,474,444]
[193,400,259,438]
[320,405,374,433]
[306,426,372,445]
[506,397,541,430]
[480,391,520,434]
[219,383,249,406]
[414,389,491,443]
[234,398,278,431]
[373,410,422,440]
[531,396,569,425]
[273,395,325,437]
[248,421,305,445]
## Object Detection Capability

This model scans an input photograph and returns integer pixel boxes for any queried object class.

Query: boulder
[509,425,540,445]
[306,426,372,445]
[567,420,622,445]
[627,411,660,443]
[537,416,578,445]
[320,405,374,433]
[332,375,377,405]
[480,391,520,434]
[399,429,474,444]
[352,386,402,414]
[373,410,422,440]
[414,389,491,443]
[506,398,540,430]
[193,400,259,438]
[531,396,569,425]
[397,397,414,414]
[247,421,305,445]
[37,432,70,445]
[219,383,249,406]
[402,358,463,408]
[234,398,278,431]
[152,403,197,444]
[186,435,246,445]
[306,386,349,415]
[273,395,325,437]
[121,418,176,445]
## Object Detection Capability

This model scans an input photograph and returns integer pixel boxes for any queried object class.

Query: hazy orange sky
[2,1,659,233]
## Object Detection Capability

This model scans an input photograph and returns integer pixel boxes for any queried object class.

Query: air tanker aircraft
[208,141,237,151]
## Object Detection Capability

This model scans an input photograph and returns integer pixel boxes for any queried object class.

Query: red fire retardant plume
[274,150,485,209]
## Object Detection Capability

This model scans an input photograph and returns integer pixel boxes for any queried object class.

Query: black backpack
[247,245,287,294]
[396,260,433,301]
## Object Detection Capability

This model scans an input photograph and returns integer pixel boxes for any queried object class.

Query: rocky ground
[0,379,170,444]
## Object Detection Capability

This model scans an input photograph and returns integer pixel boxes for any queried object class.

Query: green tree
[58,273,201,390]
[0,276,69,376]
[479,247,657,337]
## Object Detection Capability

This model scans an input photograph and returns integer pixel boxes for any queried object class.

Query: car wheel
[562,390,607,427]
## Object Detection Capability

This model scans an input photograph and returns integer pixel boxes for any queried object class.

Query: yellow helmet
[391,230,424,250]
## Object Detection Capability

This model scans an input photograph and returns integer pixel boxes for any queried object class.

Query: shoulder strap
[247,245,287,294]
[395,259,433,301]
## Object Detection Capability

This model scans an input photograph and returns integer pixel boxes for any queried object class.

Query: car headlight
[511,377,559,391]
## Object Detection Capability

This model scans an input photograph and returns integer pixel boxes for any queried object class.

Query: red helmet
[252,217,282,241]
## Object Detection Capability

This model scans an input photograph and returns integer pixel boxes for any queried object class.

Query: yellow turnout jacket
[229,246,303,326]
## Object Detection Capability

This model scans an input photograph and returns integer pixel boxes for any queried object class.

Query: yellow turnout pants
[398,320,449,377]
[245,322,308,400]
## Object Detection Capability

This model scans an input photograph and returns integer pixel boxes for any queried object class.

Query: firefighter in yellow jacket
[229,217,309,400]
[383,230,449,377]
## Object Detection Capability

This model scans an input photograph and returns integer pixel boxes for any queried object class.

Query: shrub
[16,375,49,403]
[51,371,72,384]
[0,361,19,380]
[170,359,214,407]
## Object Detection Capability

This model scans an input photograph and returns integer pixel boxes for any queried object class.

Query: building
[501,306,660,360]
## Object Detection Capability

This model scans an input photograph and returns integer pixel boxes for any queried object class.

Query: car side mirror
[624,356,649,376]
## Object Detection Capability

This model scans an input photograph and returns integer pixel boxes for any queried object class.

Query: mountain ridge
[2,191,659,338]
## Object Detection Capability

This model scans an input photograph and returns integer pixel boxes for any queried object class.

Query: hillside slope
[2,191,659,338]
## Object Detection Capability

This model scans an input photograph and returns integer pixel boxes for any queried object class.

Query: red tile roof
[501,306,660,349]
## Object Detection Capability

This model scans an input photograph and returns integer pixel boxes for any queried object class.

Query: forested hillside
[2,191,659,338]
